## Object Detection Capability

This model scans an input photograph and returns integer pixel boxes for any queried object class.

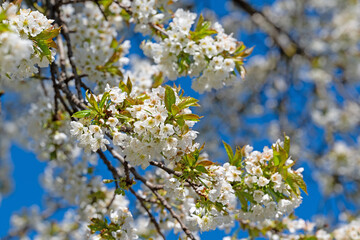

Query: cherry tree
[0,0,359,239]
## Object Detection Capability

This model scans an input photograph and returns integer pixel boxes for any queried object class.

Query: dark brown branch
[233,0,311,59]
[149,160,205,198]
[95,0,108,21]
[96,150,165,239]
[55,6,83,100]
[129,187,166,240]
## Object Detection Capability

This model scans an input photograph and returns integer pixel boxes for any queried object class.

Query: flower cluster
[63,2,130,89]
[10,207,90,240]
[263,215,360,240]
[0,3,57,81]
[70,82,200,169]
[127,0,176,35]
[333,218,360,240]
[89,208,138,240]
[186,161,239,231]
[233,140,304,222]
[315,140,360,197]
[142,9,249,93]
[10,194,136,240]
[176,138,304,231]
[0,31,33,80]
[129,137,306,235]
[26,96,75,162]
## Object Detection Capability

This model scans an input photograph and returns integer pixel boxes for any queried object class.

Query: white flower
[89,125,102,137]
[253,190,264,203]
[106,117,119,128]
[258,176,270,187]
[271,172,282,185]
[90,134,109,152]
[53,132,68,145]
[113,132,128,146]
[70,121,85,137]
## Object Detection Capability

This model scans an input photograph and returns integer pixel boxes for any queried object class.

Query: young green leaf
[181,113,201,121]
[72,110,92,118]
[196,159,215,167]
[223,141,234,162]
[176,115,185,127]
[118,80,129,94]
[232,146,243,168]
[165,86,176,112]
[195,14,205,32]
[177,97,200,109]
[126,77,132,94]
[284,134,290,154]
[35,39,52,61]
[152,72,164,88]
[171,104,180,116]
[88,94,99,112]
[99,92,110,109]
[34,27,61,41]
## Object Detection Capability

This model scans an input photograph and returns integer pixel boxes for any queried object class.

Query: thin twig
[233,0,311,59]
[129,187,166,240]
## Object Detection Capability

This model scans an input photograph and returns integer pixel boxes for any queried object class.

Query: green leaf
[190,29,217,41]
[99,92,110,109]
[195,165,208,173]
[196,159,214,167]
[152,72,164,88]
[0,23,10,33]
[284,134,290,154]
[234,42,246,55]
[242,46,254,57]
[115,188,125,196]
[165,86,176,112]
[34,27,61,41]
[287,172,308,195]
[110,38,118,49]
[195,14,205,32]
[119,9,131,22]
[232,146,243,168]
[72,110,92,118]
[181,113,201,121]
[236,192,248,211]
[285,175,300,197]
[171,104,180,116]
[103,179,115,184]
[223,141,234,162]
[126,77,132,94]
[0,11,7,22]
[104,66,124,78]
[177,97,200,109]
[36,39,52,61]
[176,116,185,127]
[242,191,256,204]
[267,187,282,202]
[272,147,281,166]
[272,144,288,168]
[89,94,99,112]
[187,154,197,167]
[118,81,129,94]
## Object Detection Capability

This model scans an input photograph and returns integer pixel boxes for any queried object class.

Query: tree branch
[232,0,311,59]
